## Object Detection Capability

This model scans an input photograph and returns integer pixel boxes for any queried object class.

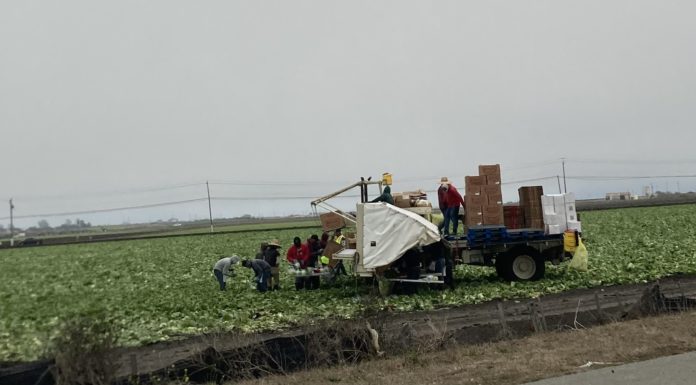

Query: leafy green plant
[1,204,696,361]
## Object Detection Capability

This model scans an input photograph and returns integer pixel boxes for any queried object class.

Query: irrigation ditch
[3,274,696,385]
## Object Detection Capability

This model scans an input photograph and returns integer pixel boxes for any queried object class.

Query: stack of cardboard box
[464,164,504,227]
[541,192,582,234]
[393,190,427,209]
[503,205,524,229]
[518,186,544,228]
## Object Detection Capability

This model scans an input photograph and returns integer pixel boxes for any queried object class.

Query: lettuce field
[2,204,696,362]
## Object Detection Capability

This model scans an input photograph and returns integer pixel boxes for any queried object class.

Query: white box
[545,224,562,235]
[566,220,582,232]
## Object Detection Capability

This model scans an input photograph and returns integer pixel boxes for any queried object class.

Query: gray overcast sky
[2,1,696,227]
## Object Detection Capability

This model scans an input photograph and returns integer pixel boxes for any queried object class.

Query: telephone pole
[206,181,214,233]
[561,158,567,193]
[9,199,14,246]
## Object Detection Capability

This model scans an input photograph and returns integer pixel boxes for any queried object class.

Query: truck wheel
[508,248,545,281]
[445,258,455,289]
[495,257,511,280]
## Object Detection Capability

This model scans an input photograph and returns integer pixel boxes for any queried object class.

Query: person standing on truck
[241,259,272,292]
[440,177,466,236]
[264,239,282,291]
[212,255,240,291]
[287,236,311,290]
[370,185,394,205]
[437,183,449,234]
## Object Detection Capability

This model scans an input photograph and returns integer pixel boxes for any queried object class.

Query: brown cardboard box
[488,193,503,205]
[393,194,411,208]
[478,164,501,176]
[320,212,345,232]
[465,185,482,196]
[465,205,483,216]
[483,205,503,217]
[465,194,486,207]
[485,174,501,185]
[527,218,545,229]
[465,211,483,227]
[465,176,486,187]
[483,213,504,225]
[322,241,344,268]
[519,186,544,202]
[482,184,502,196]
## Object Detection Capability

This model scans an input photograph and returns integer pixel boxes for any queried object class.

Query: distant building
[643,185,654,198]
[605,192,632,201]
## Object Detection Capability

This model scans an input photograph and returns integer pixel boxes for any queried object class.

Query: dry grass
[232,310,696,385]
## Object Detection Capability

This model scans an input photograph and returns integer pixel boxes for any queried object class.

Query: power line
[0,198,209,220]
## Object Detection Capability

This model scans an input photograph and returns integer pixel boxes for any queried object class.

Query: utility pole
[556,176,562,194]
[9,199,14,246]
[206,181,214,233]
[561,158,567,193]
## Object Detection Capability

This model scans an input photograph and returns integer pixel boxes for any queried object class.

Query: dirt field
[233,310,696,385]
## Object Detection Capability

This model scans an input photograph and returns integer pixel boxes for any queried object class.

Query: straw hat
[439,177,452,185]
[268,239,282,248]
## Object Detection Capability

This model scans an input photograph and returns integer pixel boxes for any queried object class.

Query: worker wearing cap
[287,236,311,290]
[242,259,272,292]
[212,255,240,291]
[264,239,282,291]
[440,177,466,236]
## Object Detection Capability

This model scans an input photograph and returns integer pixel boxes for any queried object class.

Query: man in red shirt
[440,177,466,236]
[287,236,311,290]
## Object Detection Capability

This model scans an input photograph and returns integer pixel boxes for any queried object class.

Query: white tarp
[361,203,441,269]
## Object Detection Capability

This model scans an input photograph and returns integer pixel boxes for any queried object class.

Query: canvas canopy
[361,203,441,269]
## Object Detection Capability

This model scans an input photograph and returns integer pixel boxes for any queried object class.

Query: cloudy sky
[1,0,695,228]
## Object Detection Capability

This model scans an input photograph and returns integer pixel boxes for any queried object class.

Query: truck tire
[498,247,545,281]
[445,257,455,289]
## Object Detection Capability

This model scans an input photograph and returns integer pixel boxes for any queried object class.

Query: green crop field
[2,205,696,362]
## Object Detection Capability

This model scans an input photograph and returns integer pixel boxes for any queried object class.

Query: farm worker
[264,239,282,291]
[255,242,268,260]
[287,236,311,290]
[332,228,345,246]
[437,183,449,233]
[331,229,348,276]
[370,185,394,205]
[306,234,322,290]
[242,259,272,292]
[439,177,466,236]
[319,232,330,249]
[212,255,240,291]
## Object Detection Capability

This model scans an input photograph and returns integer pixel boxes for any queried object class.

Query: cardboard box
[465,205,483,216]
[465,194,486,207]
[465,211,483,227]
[527,218,545,229]
[566,220,582,232]
[319,212,346,232]
[545,224,562,235]
[485,174,501,185]
[393,194,411,208]
[488,193,503,205]
[478,164,501,176]
[322,241,344,268]
[483,213,504,225]
[465,185,482,196]
[519,186,544,203]
[465,176,486,187]
[483,205,503,217]
[482,184,502,196]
